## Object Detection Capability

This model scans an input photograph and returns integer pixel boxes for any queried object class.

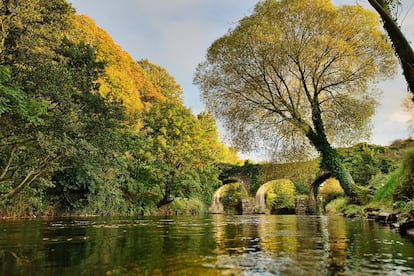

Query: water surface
[0,215,413,275]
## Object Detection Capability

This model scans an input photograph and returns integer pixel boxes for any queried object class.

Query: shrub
[373,165,403,204]
[262,179,296,214]
[325,197,347,215]
[319,178,345,206]
[392,148,414,201]
[169,198,206,215]
[221,182,248,214]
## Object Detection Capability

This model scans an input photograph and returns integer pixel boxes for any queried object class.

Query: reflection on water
[0,215,413,275]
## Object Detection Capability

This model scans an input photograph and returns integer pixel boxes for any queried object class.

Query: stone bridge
[222,174,312,215]
[223,174,251,195]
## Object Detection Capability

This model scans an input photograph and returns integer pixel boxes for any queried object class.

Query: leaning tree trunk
[368,0,414,95]
[307,131,355,197]
[306,129,372,204]
[305,101,356,198]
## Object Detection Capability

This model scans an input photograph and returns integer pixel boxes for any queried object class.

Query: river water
[0,215,414,275]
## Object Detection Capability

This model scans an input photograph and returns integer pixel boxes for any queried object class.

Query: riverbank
[363,208,414,236]
[325,197,414,237]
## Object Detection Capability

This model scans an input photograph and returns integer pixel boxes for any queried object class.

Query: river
[0,215,413,275]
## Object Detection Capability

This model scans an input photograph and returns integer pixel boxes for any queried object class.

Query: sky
[68,0,414,159]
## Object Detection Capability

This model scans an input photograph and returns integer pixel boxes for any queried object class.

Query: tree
[138,59,183,103]
[138,101,220,208]
[0,0,73,71]
[0,0,75,208]
[0,0,128,213]
[0,39,127,209]
[367,0,414,95]
[337,143,395,186]
[194,0,396,198]
[0,66,50,202]
[68,15,165,122]
[46,40,128,213]
[264,179,296,214]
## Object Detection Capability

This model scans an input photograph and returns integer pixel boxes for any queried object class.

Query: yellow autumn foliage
[68,15,166,123]
[320,178,344,195]
[319,178,345,205]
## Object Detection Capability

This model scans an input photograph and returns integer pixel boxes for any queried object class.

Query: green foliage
[373,148,414,205]
[69,15,165,120]
[0,0,73,67]
[0,0,229,217]
[319,179,345,207]
[165,198,206,215]
[75,180,128,216]
[325,197,363,217]
[325,197,348,215]
[219,160,260,195]
[195,0,395,158]
[387,138,414,162]
[138,59,183,103]
[134,101,221,208]
[220,182,248,214]
[338,143,396,186]
[294,182,309,195]
[367,172,389,189]
[0,2,129,215]
[373,167,402,204]
[342,204,365,218]
[219,159,318,197]
[195,0,397,199]
[393,199,414,213]
[391,148,414,201]
[264,179,296,213]
[258,160,318,194]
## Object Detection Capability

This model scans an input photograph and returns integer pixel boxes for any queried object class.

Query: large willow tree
[194,0,396,197]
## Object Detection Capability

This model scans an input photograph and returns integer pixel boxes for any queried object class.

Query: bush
[263,179,296,214]
[368,172,389,189]
[221,182,248,214]
[325,197,347,215]
[169,198,206,215]
[392,148,414,201]
[319,178,344,207]
[294,181,309,195]
[374,165,403,204]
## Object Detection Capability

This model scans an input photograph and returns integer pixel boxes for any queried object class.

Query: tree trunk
[306,130,355,197]
[318,144,355,197]
[303,98,356,197]
[157,197,174,208]
[368,0,414,94]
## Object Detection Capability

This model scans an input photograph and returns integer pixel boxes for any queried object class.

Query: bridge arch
[308,173,332,214]
[223,176,250,195]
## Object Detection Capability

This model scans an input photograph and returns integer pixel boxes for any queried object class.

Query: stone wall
[241,198,256,214]
[295,197,308,215]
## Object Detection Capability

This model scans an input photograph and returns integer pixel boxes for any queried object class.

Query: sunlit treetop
[195,0,397,161]
[68,15,166,121]
[138,59,183,104]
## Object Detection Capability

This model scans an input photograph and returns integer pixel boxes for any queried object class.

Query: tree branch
[0,145,17,180]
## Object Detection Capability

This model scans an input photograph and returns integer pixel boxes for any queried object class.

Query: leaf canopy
[195,0,396,161]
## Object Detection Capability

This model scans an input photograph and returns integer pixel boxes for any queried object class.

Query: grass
[372,167,402,204]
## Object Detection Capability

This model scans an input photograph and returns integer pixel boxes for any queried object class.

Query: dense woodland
[0,0,240,216]
[0,0,413,217]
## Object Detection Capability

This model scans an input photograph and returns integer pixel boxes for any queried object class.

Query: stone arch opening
[308,173,345,214]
